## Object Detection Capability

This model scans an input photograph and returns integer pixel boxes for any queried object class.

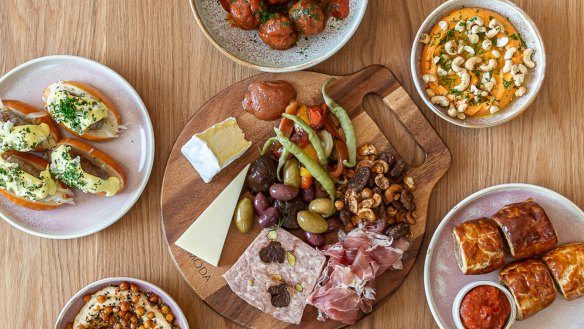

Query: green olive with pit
[297,211,329,234]
[283,158,301,188]
[308,198,334,215]
[233,197,254,233]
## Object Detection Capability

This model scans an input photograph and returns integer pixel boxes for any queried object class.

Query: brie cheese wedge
[181,117,251,183]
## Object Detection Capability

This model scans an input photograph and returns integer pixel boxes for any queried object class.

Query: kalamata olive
[297,211,328,233]
[308,198,333,215]
[325,217,342,233]
[269,183,299,201]
[259,207,280,228]
[253,192,271,216]
[233,198,254,233]
[301,184,316,202]
[304,231,325,248]
[283,158,300,189]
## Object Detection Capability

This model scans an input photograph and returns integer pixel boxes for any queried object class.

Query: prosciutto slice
[307,228,410,324]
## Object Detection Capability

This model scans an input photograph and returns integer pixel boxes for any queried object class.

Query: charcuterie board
[160,65,451,328]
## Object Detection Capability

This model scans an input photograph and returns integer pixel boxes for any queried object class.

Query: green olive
[308,198,334,215]
[297,211,328,234]
[283,158,300,188]
[233,198,254,233]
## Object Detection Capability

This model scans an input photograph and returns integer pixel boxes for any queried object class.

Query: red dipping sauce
[459,285,511,329]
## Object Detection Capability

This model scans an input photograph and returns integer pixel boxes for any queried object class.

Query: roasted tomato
[289,0,325,35]
[230,0,262,30]
[220,0,231,12]
[258,15,299,50]
[324,0,349,20]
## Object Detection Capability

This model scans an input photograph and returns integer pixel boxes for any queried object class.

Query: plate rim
[188,0,369,73]
[53,276,190,329]
[0,55,155,240]
[423,183,584,329]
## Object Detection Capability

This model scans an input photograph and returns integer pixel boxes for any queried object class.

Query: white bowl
[54,277,189,329]
[410,0,546,128]
[189,0,368,72]
[452,281,517,329]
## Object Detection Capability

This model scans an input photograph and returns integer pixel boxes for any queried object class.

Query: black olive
[268,283,291,308]
[274,197,305,230]
[259,241,286,263]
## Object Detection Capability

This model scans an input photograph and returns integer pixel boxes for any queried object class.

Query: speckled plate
[411,0,546,128]
[424,184,584,328]
[54,277,189,329]
[189,0,368,72]
[0,55,154,239]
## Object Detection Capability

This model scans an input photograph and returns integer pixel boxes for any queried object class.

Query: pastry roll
[492,200,558,259]
[498,258,556,320]
[452,218,505,274]
[542,242,584,301]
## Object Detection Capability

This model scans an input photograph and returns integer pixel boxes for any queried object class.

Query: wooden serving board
[161,65,451,328]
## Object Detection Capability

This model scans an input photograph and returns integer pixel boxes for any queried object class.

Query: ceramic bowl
[452,281,516,329]
[189,0,368,72]
[54,277,189,329]
[410,0,546,128]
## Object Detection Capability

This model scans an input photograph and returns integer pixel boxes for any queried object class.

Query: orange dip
[459,285,511,329]
[420,8,534,118]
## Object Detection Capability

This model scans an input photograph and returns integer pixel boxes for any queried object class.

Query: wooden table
[1,1,581,328]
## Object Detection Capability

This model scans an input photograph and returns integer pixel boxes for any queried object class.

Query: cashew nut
[463,45,475,55]
[431,96,449,107]
[481,71,492,84]
[454,70,470,92]
[482,39,493,50]
[457,112,466,120]
[492,49,501,58]
[479,58,497,71]
[470,84,481,95]
[384,184,403,203]
[483,78,496,92]
[447,106,457,118]
[420,33,430,44]
[488,19,505,34]
[471,25,486,34]
[425,88,436,97]
[359,198,374,209]
[451,56,465,73]
[422,74,437,83]
[438,20,448,31]
[433,56,441,64]
[511,63,528,76]
[371,193,383,208]
[513,74,525,86]
[515,86,527,97]
[457,101,468,113]
[489,106,500,114]
[444,40,457,56]
[504,47,517,60]
[465,56,482,70]
[523,48,535,68]
[357,208,376,222]
[467,16,485,28]
[437,65,448,77]
[455,20,466,32]
[485,26,501,39]
[496,36,509,47]
[502,60,513,74]
[457,40,465,54]
[467,32,479,44]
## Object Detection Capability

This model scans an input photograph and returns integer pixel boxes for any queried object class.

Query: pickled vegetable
[283,158,301,188]
[308,198,334,215]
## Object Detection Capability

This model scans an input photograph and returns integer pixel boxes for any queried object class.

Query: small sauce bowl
[452,281,516,329]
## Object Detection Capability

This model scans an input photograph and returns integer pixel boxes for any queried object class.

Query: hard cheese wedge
[175,164,250,267]
[181,117,251,183]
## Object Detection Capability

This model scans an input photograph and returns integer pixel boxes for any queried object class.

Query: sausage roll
[492,200,558,259]
[452,218,505,274]
[542,242,584,301]
[498,258,557,320]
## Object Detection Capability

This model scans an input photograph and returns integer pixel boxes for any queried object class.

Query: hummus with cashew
[419,8,536,119]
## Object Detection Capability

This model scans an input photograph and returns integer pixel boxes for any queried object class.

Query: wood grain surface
[0,0,582,328]
[160,66,450,328]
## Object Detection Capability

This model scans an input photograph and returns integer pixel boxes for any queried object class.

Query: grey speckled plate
[411,0,546,128]
[189,0,368,72]
[425,184,584,329]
